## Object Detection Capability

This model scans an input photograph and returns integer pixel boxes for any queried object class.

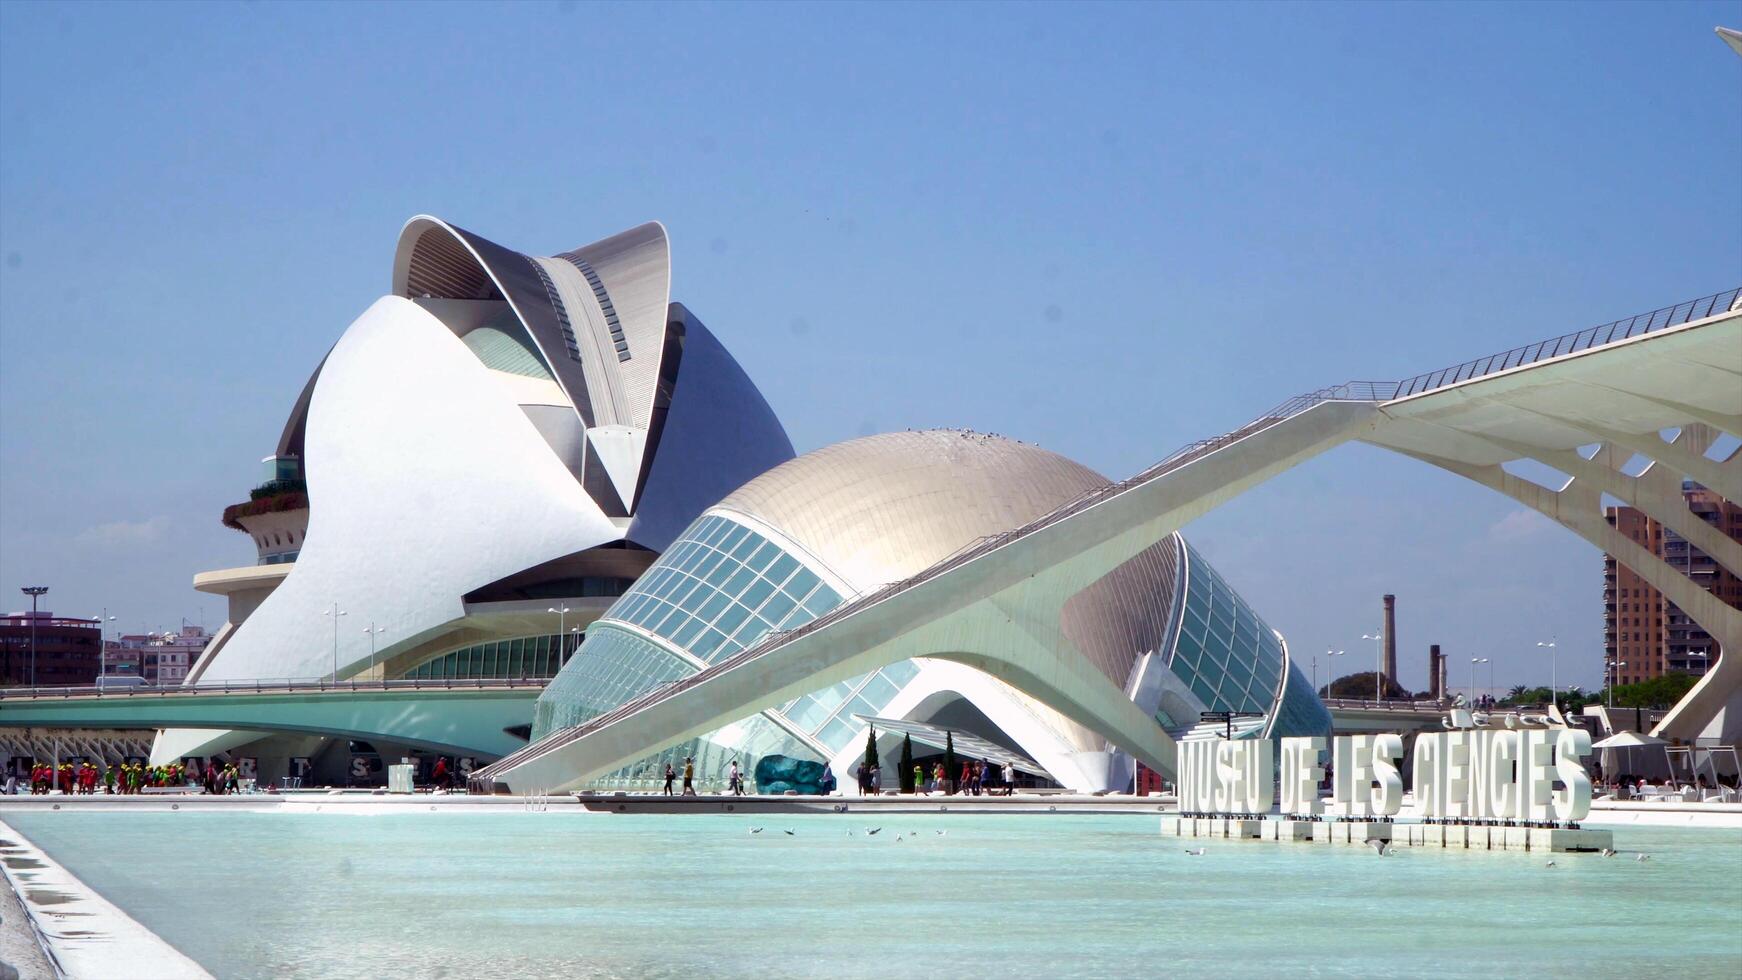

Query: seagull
[749,827,763,834]
[1600,848,1616,858]
[866,827,882,836]
[1635,853,1650,862]
[1184,847,1205,856]
[783,829,795,836]
[1364,839,1391,857]
[895,834,904,842]
[935,830,946,836]
[1544,861,1557,869]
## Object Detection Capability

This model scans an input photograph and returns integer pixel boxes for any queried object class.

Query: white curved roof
[716,429,1110,591]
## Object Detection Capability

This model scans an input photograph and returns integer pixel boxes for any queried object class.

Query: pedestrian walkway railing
[1389,286,1740,399]
[1319,697,1451,712]
[0,676,551,700]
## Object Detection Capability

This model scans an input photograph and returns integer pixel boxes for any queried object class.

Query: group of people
[10,760,243,795]
[916,760,1017,796]
[662,757,698,796]
[848,759,1018,796]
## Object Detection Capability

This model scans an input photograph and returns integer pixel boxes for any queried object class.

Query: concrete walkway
[0,817,210,979]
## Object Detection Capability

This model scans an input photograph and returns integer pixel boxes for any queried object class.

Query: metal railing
[1391,286,1740,399]
[0,676,551,700]
[1320,697,1450,712]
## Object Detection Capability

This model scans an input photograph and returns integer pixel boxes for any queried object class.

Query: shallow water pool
[5,810,1739,979]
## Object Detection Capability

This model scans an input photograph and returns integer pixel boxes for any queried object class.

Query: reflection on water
[3,811,1739,980]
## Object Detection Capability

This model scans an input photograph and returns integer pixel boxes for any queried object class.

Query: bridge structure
[474,288,1742,794]
[0,678,540,759]
[0,682,1443,759]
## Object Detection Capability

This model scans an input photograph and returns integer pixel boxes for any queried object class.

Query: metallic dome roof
[715,429,1110,591]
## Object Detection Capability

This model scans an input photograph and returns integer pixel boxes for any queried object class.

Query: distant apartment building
[0,612,102,687]
[1604,482,1742,687]
[103,624,212,685]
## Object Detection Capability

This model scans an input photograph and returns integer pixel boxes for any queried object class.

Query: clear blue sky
[2,2,1737,695]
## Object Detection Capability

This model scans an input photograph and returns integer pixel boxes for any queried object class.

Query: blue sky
[1,2,1737,695]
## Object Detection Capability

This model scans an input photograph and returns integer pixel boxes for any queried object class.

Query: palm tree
[1507,684,1530,701]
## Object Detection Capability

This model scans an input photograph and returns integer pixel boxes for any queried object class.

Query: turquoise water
[5,811,1740,979]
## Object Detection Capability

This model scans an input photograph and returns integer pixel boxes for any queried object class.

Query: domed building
[533,429,1330,794]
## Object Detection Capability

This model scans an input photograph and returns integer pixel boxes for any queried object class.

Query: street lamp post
[1316,649,1345,696]
[1471,657,1489,705]
[21,587,48,687]
[1606,661,1626,708]
[548,605,573,660]
[1536,639,1557,709]
[92,610,115,682]
[323,604,346,680]
[362,623,387,676]
[1362,631,1384,699]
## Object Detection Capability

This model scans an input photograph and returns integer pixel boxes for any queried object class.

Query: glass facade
[775,659,921,755]
[1161,541,1331,740]
[407,633,581,680]
[605,514,842,663]
[531,625,693,735]
[533,511,931,789]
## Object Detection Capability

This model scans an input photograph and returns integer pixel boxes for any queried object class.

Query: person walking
[681,757,696,796]
[431,757,450,792]
[1002,761,1015,796]
[932,762,945,796]
[870,765,882,796]
[914,762,926,796]
[728,759,743,796]
[663,762,676,796]
[103,763,116,795]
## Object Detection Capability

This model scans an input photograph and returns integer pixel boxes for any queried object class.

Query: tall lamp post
[1606,661,1626,708]
[1362,631,1384,699]
[92,610,115,684]
[1470,657,1489,705]
[1315,649,1344,696]
[21,587,48,687]
[323,604,346,680]
[1536,639,1557,709]
[362,623,387,676]
[548,605,573,659]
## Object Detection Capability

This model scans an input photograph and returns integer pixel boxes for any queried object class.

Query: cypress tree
[863,725,880,772]
[944,731,958,795]
[898,732,915,793]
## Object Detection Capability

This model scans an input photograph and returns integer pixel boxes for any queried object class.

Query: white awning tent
[1592,730,1671,782]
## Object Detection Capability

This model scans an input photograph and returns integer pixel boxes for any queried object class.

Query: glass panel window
[859,671,899,709]
[695,590,732,625]
[731,531,762,561]
[740,577,776,611]
[789,695,833,731]
[787,569,821,602]
[721,565,758,598]
[818,717,858,754]
[758,591,797,625]
[745,540,780,572]
[881,659,919,686]
[764,553,799,588]
[836,693,877,727]
[714,603,751,637]
[690,627,727,660]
